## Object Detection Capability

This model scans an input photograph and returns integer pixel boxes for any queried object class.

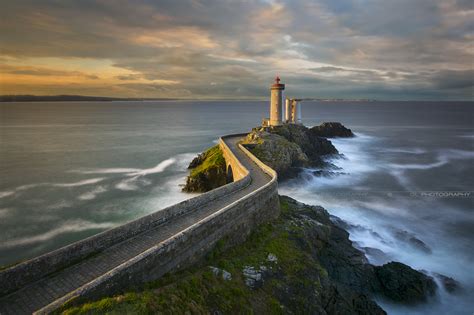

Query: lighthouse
[269,76,285,126]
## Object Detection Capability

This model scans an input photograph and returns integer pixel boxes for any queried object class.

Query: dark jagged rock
[434,273,462,294]
[182,145,227,193]
[374,262,437,303]
[392,229,432,254]
[309,122,355,138]
[187,153,205,169]
[362,247,391,265]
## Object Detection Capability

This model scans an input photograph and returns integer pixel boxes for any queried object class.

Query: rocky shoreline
[60,123,461,313]
[61,196,447,314]
[175,122,462,313]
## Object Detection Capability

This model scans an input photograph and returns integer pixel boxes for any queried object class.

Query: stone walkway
[0,136,270,315]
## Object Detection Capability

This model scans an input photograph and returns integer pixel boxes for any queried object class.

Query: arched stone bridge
[0,134,280,314]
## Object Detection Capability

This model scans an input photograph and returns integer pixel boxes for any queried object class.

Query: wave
[0,220,117,249]
[388,149,474,171]
[0,191,15,199]
[115,176,152,191]
[0,178,106,199]
[70,168,140,174]
[458,134,474,139]
[382,148,427,154]
[77,185,108,201]
[126,158,176,176]
[70,158,177,177]
[52,178,106,187]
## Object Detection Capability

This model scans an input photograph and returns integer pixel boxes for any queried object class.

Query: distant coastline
[0,95,179,102]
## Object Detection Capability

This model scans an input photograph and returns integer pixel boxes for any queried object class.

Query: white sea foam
[48,200,73,210]
[70,168,141,174]
[0,220,117,249]
[52,178,106,187]
[126,158,176,176]
[0,191,15,199]
[174,152,200,170]
[78,185,108,200]
[282,132,474,315]
[71,158,177,178]
[0,178,106,200]
[382,148,427,154]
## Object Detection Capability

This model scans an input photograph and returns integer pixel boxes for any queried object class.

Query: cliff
[242,123,351,180]
[182,145,227,193]
[60,197,436,314]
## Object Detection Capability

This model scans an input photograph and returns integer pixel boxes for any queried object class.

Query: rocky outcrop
[243,131,310,179]
[283,197,438,306]
[183,122,350,188]
[434,273,462,293]
[241,123,340,179]
[309,122,354,138]
[182,145,227,193]
[63,196,441,314]
[374,262,437,303]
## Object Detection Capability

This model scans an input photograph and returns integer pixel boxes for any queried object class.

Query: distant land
[0,95,380,102]
[0,95,179,102]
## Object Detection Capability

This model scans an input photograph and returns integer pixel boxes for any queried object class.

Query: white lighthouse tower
[269,76,285,126]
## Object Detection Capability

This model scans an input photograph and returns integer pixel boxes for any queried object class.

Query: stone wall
[0,156,251,296]
[41,175,279,313]
[219,134,249,181]
[1,133,280,314]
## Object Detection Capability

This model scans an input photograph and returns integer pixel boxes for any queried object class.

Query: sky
[0,0,472,100]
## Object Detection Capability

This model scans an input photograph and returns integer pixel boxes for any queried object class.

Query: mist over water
[1,101,473,314]
[280,113,474,313]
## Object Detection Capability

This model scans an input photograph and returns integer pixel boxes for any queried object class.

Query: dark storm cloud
[0,0,472,99]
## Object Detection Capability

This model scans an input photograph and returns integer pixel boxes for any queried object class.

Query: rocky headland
[170,122,461,314]
[183,122,354,192]
[61,196,439,314]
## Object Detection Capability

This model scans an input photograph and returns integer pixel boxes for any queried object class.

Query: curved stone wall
[0,149,251,296]
[0,133,280,314]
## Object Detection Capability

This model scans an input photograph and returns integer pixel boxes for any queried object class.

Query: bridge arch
[226,165,234,183]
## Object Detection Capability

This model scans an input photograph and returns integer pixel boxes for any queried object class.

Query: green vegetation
[189,146,225,178]
[60,197,330,314]
[183,145,228,193]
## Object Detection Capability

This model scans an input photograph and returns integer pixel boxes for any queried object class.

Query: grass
[60,198,329,314]
[189,145,225,178]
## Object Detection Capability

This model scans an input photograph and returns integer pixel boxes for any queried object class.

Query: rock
[242,266,264,288]
[242,131,310,179]
[434,273,461,294]
[187,153,205,169]
[373,262,437,303]
[309,122,354,138]
[392,230,432,254]
[183,145,227,193]
[267,253,278,263]
[241,123,341,180]
[209,266,232,281]
[222,270,232,281]
[362,247,391,265]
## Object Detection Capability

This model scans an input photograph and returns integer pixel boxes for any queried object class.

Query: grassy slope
[189,145,225,178]
[59,197,328,314]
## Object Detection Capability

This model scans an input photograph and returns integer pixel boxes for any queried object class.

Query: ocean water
[1,101,473,314]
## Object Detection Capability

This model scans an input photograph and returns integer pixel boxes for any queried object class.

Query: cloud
[0,0,472,99]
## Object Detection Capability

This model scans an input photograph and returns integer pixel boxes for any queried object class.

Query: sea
[0,100,473,314]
